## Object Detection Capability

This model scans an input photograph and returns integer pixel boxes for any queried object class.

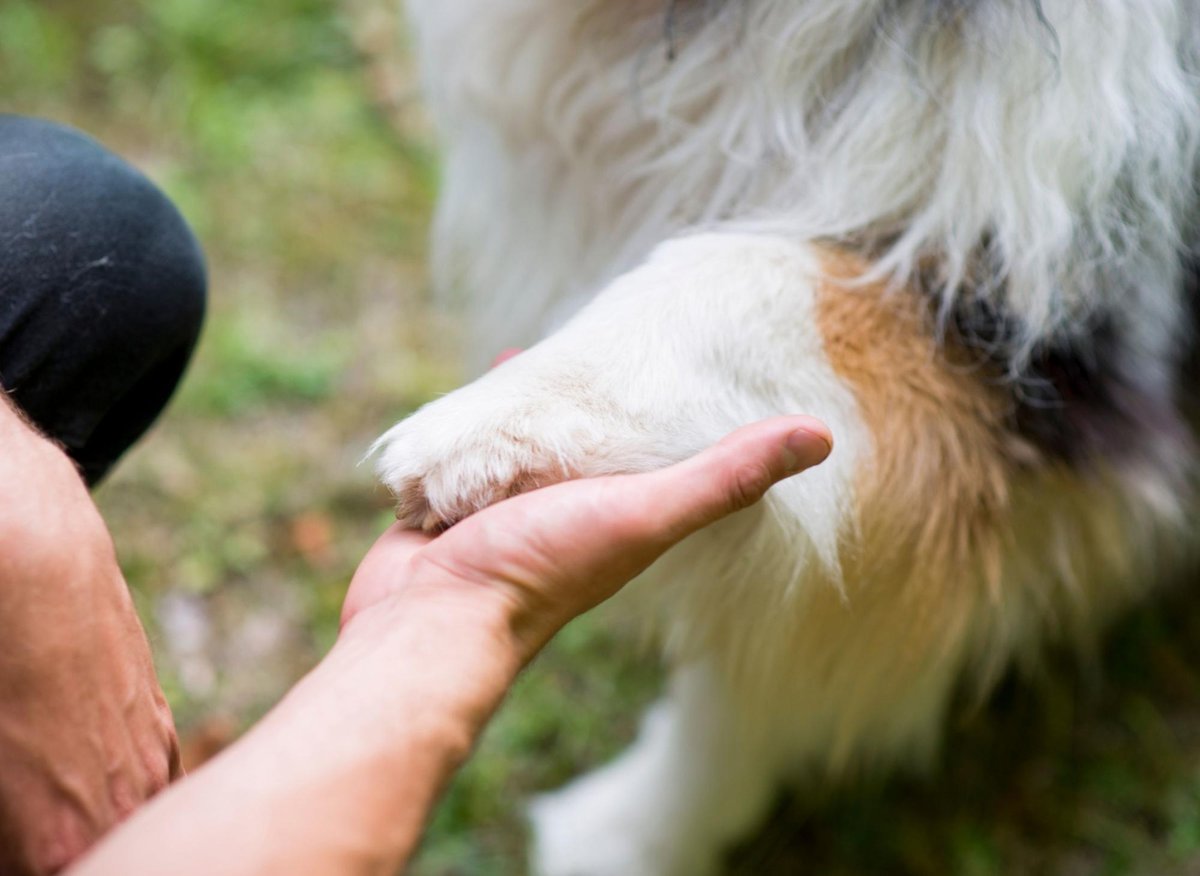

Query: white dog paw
[372,361,686,530]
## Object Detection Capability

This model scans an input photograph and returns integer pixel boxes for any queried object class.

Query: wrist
[336,579,526,718]
[187,586,526,874]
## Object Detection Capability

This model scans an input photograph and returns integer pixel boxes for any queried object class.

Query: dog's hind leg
[530,662,783,876]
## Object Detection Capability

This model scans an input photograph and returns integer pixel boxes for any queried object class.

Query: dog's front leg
[373,232,865,539]
[372,232,868,875]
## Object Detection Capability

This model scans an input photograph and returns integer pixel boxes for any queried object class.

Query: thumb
[649,415,832,542]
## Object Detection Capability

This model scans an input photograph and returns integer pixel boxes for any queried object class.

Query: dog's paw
[372,363,685,531]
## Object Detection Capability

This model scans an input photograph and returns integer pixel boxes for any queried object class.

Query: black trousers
[0,116,207,484]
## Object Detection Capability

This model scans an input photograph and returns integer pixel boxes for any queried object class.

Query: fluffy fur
[375,1,1200,873]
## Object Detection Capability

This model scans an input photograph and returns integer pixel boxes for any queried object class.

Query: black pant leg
[0,115,207,485]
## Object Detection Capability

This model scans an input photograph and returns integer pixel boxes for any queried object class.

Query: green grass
[5,3,1200,874]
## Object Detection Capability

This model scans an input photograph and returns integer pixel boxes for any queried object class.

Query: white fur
[530,664,780,876]
[406,0,1199,368]
[382,1,1200,872]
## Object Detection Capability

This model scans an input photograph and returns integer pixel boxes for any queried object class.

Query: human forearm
[72,584,523,876]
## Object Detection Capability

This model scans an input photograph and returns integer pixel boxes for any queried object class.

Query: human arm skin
[71,415,832,876]
[0,394,180,875]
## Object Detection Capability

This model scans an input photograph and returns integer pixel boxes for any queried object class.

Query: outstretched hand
[343,415,833,661]
[69,415,832,876]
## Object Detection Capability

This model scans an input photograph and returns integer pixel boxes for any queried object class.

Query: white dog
[373,2,1200,873]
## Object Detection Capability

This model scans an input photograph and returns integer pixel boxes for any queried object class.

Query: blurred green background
[4,2,1200,873]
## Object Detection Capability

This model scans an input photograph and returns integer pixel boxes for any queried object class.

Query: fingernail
[783,428,833,472]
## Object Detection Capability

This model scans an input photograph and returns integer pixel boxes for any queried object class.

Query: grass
[4,3,1200,873]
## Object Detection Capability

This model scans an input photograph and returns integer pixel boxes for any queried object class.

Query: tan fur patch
[816,249,1021,597]
[802,249,1145,708]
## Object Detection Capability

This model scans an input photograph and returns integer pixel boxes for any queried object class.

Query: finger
[425,416,830,593]
[646,415,832,542]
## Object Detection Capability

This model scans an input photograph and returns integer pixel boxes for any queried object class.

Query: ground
[4,2,1200,873]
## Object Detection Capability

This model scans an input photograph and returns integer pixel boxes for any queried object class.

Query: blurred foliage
[5,2,1200,875]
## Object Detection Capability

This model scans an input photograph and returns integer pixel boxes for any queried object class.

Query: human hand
[65,417,829,876]
[0,401,180,875]
[342,415,832,662]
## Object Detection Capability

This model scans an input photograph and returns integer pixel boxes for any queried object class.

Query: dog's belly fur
[381,1,1200,873]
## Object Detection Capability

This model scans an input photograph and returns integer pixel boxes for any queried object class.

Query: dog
[373,1,1200,873]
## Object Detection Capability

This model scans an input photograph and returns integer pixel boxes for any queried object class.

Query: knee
[0,115,206,353]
